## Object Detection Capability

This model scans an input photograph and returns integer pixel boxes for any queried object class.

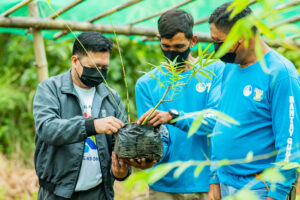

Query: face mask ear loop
[233,42,240,54]
[74,57,83,81]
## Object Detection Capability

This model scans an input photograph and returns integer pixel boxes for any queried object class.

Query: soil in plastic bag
[114,123,165,162]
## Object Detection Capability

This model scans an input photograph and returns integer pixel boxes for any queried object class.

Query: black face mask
[161,46,190,67]
[76,60,107,88]
[214,42,239,63]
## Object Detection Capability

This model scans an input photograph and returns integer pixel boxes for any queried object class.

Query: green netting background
[0,0,299,41]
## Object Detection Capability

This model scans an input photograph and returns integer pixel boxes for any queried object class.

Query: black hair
[209,2,255,32]
[158,9,194,39]
[72,32,113,56]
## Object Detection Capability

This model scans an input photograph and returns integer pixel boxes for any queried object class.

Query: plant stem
[111,19,131,122]
[142,84,171,125]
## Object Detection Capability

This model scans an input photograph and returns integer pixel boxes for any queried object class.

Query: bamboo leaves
[188,113,205,138]
[171,109,239,137]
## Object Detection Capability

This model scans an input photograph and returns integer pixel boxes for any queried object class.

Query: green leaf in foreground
[261,167,285,184]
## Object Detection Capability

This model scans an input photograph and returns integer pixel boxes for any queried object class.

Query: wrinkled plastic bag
[114,123,166,161]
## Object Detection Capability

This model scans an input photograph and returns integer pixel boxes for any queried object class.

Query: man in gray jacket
[33,32,130,200]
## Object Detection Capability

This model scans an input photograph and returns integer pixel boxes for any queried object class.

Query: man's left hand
[267,197,276,200]
[124,158,157,170]
[137,109,172,127]
[111,152,129,180]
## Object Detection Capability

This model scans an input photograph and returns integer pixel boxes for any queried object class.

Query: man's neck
[240,40,271,68]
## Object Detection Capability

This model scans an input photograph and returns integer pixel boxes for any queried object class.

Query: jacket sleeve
[33,80,94,146]
[174,62,224,135]
[267,76,300,200]
[135,80,170,162]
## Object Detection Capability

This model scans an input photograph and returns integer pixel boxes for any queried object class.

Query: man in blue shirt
[134,9,224,200]
[207,3,300,200]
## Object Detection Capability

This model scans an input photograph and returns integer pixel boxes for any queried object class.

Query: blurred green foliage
[0,33,299,164]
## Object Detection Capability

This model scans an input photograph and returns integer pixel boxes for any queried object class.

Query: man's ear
[238,38,248,49]
[191,35,198,47]
[71,55,78,67]
[156,34,161,41]
[238,38,244,44]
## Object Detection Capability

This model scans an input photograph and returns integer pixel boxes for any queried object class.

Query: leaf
[174,161,194,178]
[275,162,300,170]
[194,164,205,177]
[261,167,285,183]
[216,159,230,166]
[272,24,300,36]
[252,18,275,39]
[172,109,239,131]
[223,196,235,200]
[198,43,203,60]
[245,151,254,162]
[149,74,164,87]
[197,70,213,80]
[205,60,219,67]
[202,43,212,55]
[207,109,240,126]
[254,33,271,74]
[148,162,181,184]
[188,113,205,137]
[214,17,252,59]
[201,68,216,77]
[235,189,259,200]
[228,0,251,20]
[203,52,216,67]
[124,170,150,189]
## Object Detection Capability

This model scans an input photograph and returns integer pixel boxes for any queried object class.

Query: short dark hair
[72,32,113,56]
[209,2,254,32]
[158,9,194,39]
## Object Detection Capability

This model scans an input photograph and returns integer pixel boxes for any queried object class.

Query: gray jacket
[33,70,128,199]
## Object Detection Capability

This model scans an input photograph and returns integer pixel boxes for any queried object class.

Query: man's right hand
[94,116,124,135]
[207,184,221,200]
[137,109,172,127]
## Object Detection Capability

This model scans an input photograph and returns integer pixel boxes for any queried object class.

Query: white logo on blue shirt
[243,85,252,97]
[196,82,211,93]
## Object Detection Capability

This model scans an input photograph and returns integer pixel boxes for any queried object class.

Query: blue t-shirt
[211,50,300,200]
[135,61,224,193]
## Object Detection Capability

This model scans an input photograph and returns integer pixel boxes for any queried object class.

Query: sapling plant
[141,42,218,126]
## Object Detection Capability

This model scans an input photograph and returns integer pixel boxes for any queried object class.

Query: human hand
[123,158,157,170]
[206,184,221,200]
[137,109,172,127]
[94,116,124,135]
[111,152,129,179]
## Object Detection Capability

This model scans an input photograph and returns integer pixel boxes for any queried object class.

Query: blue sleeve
[135,80,170,162]
[209,154,220,184]
[175,62,224,135]
[268,76,300,200]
